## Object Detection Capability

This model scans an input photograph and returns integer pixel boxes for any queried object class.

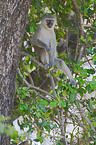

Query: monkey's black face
[46,20,54,28]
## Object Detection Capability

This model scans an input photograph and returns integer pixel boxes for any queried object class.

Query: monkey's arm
[32,38,51,52]
[31,27,51,52]
[55,58,76,87]
[31,27,53,67]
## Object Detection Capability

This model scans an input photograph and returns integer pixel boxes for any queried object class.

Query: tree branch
[77,46,84,62]
[78,105,95,132]
[84,25,96,29]
[85,56,95,70]
[17,68,56,100]
[34,89,51,102]
[71,0,84,35]
[21,51,60,81]
[21,51,45,69]
[69,111,87,131]
[71,0,84,62]
[27,72,34,86]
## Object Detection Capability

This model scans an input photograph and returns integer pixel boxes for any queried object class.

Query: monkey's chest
[41,31,56,49]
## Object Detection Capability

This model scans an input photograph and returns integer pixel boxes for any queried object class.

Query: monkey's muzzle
[46,20,54,28]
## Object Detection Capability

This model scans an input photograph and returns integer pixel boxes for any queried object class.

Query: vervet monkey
[31,15,76,87]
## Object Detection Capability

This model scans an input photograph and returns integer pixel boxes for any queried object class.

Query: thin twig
[85,56,95,70]
[66,28,70,57]
[77,46,84,62]
[69,111,87,131]
[83,25,96,29]
[78,105,95,132]
[50,117,60,126]
[39,77,48,88]
[61,109,67,145]
[74,17,80,61]
[27,72,34,86]
[64,109,67,138]
[61,109,65,136]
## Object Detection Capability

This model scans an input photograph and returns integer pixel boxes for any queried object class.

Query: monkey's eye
[46,20,54,28]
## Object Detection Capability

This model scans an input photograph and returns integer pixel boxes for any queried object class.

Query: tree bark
[0,0,30,144]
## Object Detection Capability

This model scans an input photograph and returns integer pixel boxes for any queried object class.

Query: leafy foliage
[12,0,96,144]
[0,117,18,141]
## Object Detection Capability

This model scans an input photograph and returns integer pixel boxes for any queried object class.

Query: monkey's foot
[70,79,76,87]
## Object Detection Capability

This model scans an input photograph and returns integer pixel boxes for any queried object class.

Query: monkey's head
[41,15,56,29]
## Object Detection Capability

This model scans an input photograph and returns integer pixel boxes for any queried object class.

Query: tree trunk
[0,0,30,144]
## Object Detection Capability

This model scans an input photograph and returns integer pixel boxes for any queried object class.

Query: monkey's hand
[45,64,55,71]
[45,64,50,69]
[46,46,52,54]
[70,79,76,87]
[45,63,52,69]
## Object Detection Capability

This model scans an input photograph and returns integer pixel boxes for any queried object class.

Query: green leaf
[44,112,50,117]
[40,137,44,144]
[37,131,40,139]
[77,61,84,66]
[76,102,80,109]
[25,56,30,61]
[87,49,93,55]
[6,125,18,139]
[33,139,40,142]
[70,93,77,101]
[87,36,92,42]
[89,99,92,110]
[30,25,35,33]
[93,121,96,127]
[78,88,86,96]
[50,100,58,108]
[92,55,96,61]
[86,84,93,93]
[87,69,95,74]
[36,111,41,117]
[40,105,47,113]
[40,100,49,106]
[84,7,88,14]
[80,69,88,77]
[89,81,96,91]
[62,90,67,96]
[81,36,87,43]
[60,100,66,108]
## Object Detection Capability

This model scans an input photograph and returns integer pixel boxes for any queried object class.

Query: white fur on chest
[40,27,56,49]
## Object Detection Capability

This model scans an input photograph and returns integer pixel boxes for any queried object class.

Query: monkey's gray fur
[31,14,76,87]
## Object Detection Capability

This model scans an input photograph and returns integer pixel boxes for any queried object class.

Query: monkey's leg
[49,52,55,68]
[55,58,76,87]
[40,49,49,66]
[40,49,54,68]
